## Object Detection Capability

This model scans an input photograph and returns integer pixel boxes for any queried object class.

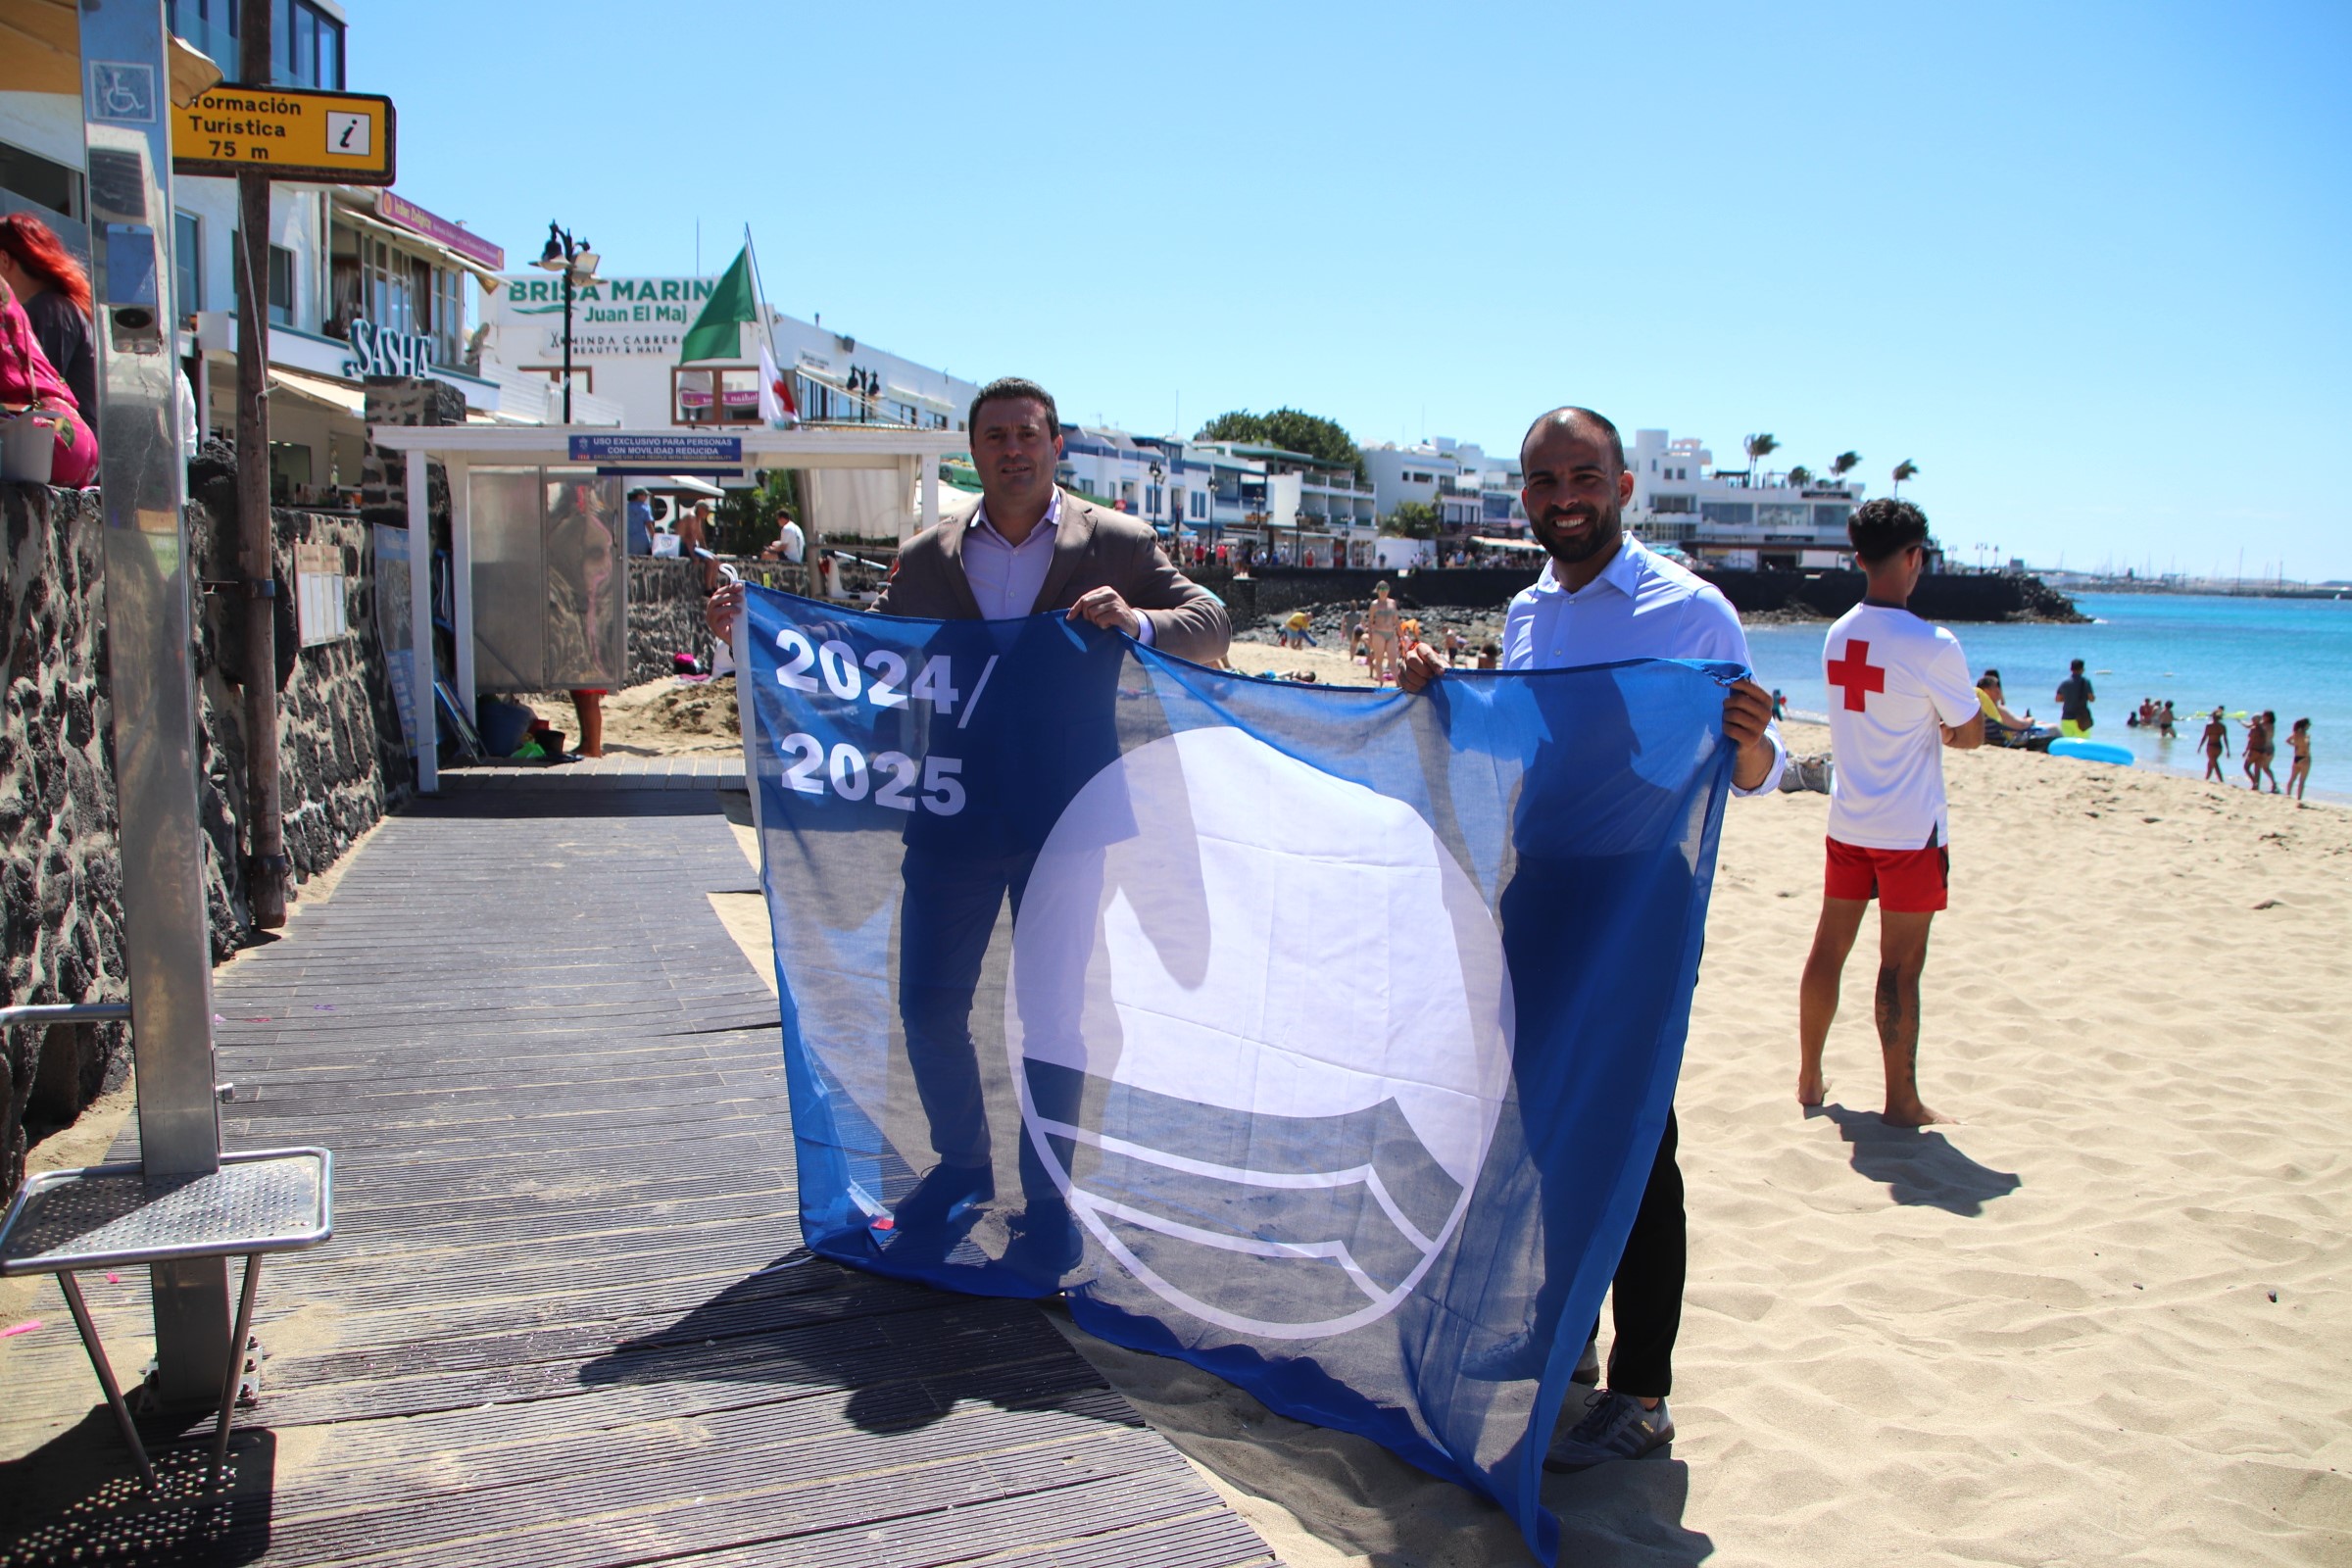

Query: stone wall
[184,457,412,918]
[1697,567,2084,623]
[2,471,409,1202]
[1,484,127,1200]
[356,376,462,531]
[626,558,713,685]
[1192,562,2082,624]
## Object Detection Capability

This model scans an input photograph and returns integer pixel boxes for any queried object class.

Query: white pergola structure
[368,423,968,791]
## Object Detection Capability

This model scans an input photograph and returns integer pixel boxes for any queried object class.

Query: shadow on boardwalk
[1,784,1278,1568]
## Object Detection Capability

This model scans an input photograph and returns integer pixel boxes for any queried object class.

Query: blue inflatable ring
[2048,738,2134,766]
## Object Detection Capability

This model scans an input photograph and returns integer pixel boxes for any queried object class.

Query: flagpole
[740,224,807,586]
[743,223,784,409]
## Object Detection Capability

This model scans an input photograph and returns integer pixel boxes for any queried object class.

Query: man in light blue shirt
[624,489,655,557]
[1402,406,1779,1470]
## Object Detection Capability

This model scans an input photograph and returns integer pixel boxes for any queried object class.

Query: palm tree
[1744,432,1780,483]
[1787,465,1813,488]
[1830,451,1861,481]
[1891,459,1919,495]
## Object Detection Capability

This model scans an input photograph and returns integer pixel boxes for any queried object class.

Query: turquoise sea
[1741,592,2352,804]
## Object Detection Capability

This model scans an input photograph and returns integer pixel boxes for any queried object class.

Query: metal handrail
[0,1002,131,1028]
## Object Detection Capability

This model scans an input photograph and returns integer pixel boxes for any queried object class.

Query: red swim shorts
[1824,835,1949,912]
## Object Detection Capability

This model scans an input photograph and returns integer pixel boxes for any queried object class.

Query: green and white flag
[680,246,756,363]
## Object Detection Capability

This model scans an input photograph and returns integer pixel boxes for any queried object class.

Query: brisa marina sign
[342,319,435,378]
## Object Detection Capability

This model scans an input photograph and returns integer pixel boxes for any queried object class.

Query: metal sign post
[81,0,231,1404]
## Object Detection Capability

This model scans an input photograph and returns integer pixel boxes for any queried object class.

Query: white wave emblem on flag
[1005,726,1514,1339]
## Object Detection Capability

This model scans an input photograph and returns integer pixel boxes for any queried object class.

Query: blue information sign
[567,433,744,465]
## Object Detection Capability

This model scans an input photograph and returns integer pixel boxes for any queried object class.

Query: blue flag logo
[1006,724,1515,1340]
[741,587,1735,1563]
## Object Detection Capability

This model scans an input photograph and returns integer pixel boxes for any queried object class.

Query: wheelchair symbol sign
[88,62,158,123]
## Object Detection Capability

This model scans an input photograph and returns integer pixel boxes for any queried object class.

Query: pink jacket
[0,282,98,486]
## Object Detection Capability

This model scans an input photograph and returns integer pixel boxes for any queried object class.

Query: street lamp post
[534,221,601,423]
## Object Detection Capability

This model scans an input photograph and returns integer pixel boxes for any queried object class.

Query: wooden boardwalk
[2,780,1279,1568]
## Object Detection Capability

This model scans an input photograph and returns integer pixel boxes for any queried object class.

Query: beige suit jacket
[871,488,1231,664]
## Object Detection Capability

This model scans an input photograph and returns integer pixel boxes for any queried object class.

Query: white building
[1626,428,1880,570]
[1189,441,1378,566]
[1362,438,1522,538]
[478,272,976,438]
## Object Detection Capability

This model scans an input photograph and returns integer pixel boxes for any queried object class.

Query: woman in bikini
[1363,582,1403,684]
[2243,710,2278,793]
[2201,707,2230,781]
[2285,718,2312,801]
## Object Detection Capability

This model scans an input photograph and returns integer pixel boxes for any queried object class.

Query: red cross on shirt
[1826,639,1886,711]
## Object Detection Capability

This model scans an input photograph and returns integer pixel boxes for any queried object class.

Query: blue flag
[742,587,1735,1562]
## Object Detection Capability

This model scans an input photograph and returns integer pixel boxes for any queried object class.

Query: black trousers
[1588,1107,1684,1398]
[1500,850,1690,1398]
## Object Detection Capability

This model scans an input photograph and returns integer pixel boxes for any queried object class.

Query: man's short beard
[1537,506,1623,567]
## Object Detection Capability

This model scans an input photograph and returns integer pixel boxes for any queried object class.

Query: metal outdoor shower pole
[83,0,233,1405]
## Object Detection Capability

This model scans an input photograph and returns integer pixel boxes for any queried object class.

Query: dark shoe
[890,1162,993,1233]
[1572,1333,1602,1387]
[1544,1392,1674,1471]
[999,1209,1083,1280]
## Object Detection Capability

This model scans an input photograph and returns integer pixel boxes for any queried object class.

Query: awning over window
[270,367,367,416]
[886,383,954,415]
[331,202,506,290]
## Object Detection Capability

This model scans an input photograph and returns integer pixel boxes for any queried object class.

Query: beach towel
[741,585,1737,1563]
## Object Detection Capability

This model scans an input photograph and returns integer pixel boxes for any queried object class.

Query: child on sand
[1798,499,1984,1126]
[2286,718,2311,801]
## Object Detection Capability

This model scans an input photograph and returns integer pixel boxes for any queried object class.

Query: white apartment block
[1627,428,1873,569]
[1363,438,1525,537]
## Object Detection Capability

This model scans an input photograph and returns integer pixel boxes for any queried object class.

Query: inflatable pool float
[2048,738,2134,766]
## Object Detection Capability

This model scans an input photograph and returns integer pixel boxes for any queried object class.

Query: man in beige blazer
[711,378,1229,1279]
[707,377,1229,661]
[872,378,1229,660]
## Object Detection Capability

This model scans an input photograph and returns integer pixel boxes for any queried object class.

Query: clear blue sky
[365,0,2351,580]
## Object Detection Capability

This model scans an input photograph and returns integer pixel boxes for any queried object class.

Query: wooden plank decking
[1,781,1279,1568]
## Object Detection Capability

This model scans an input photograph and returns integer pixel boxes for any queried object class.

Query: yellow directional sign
[172,86,396,184]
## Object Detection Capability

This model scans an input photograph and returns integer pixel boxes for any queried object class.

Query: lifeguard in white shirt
[1797,498,1984,1129]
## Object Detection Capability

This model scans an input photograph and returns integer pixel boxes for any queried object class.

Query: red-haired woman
[0,272,99,486]
[0,213,97,422]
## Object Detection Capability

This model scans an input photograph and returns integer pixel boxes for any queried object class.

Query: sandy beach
[701,648,2352,1566]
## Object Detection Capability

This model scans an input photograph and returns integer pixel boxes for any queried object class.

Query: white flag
[759,338,797,427]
